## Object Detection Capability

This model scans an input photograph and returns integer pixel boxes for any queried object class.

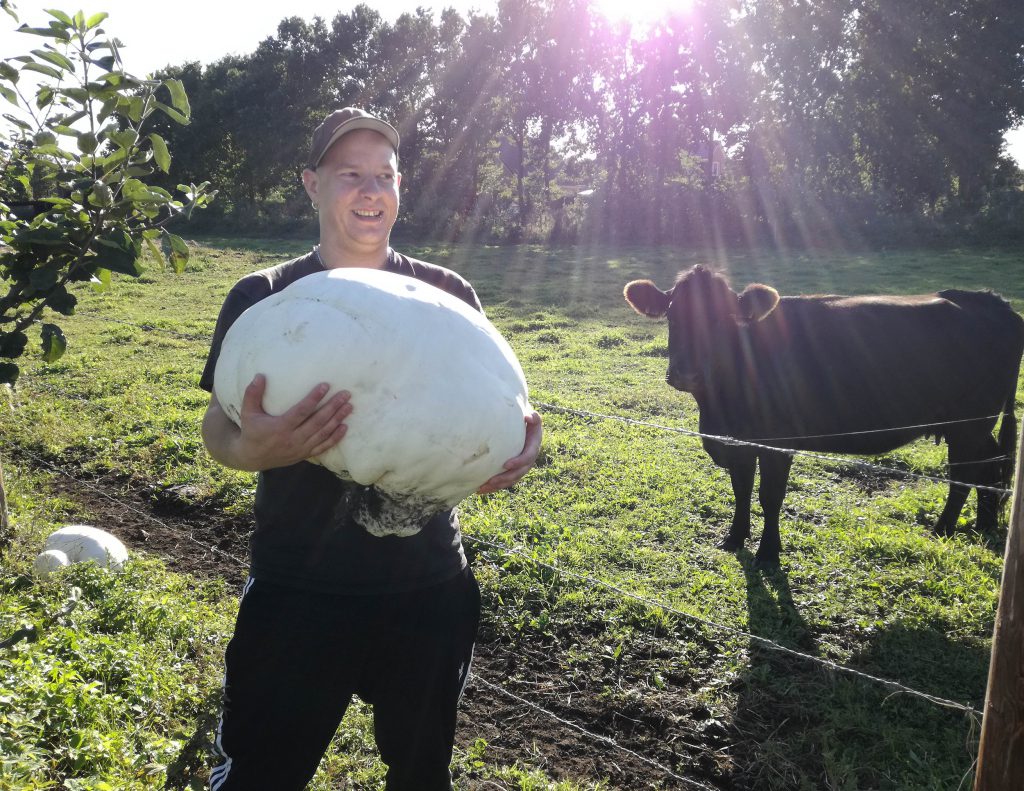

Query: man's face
[304,128,401,255]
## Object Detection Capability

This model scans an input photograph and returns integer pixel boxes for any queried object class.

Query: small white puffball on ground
[33,549,70,576]
[38,525,129,573]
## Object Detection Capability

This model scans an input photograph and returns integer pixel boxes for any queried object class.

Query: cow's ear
[624,280,671,318]
[737,284,780,322]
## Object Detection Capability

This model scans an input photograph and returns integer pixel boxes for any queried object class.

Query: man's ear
[737,284,780,322]
[301,167,319,205]
[624,280,671,318]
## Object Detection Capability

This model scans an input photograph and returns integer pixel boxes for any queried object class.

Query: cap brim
[315,119,400,167]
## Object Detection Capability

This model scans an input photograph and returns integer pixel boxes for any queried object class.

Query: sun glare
[594,0,693,28]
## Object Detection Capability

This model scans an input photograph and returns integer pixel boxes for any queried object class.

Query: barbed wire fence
[2,314,1007,786]
[535,402,1014,496]
[5,430,988,789]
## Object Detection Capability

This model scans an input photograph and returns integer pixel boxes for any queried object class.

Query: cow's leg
[976,487,1001,533]
[719,453,756,552]
[936,432,1001,535]
[974,441,1006,533]
[754,451,793,567]
[934,474,971,537]
[947,432,1005,534]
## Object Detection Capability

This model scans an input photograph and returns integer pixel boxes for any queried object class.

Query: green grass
[2,239,1022,788]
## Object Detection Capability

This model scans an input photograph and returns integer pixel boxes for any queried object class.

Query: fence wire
[535,401,1014,496]
[4,446,986,787]
[465,534,983,717]
[470,675,720,791]
[27,311,1018,495]
[2,311,1000,785]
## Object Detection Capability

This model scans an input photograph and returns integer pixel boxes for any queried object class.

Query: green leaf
[4,113,32,131]
[39,197,74,209]
[0,85,16,105]
[31,48,74,71]
[47,287,76,315]
[107,129,137,150]
[85,12,109,28]
[29,262,61,290]
[44,9,74,26]
[89,55,116,71]
[100,72,142,89]
[21,61,63,80]
[87,181,113,207]
[0,331,28,359]
[124,165,155,179]
[15,24,71,42]
[97,96,117,121]
[40,323,66,362]
[92,230,142,276]
[143,235,163,267]
[35,85,54,109]
[162,231,189,273]
[76,131,98,155]
[17,226,64,245]
[154,100,189,126]
[60,86,89,102]
[54,108,88,126]
[163,78,190,117]
[124,95,145,122]
[0,61,18,82]
[149,133,170,173]
[97,146,128,172]
[122,178,169,204]
[90,266,111,292]
[0,362,19,385]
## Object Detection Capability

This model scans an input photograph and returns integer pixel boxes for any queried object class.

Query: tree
[0,7,214,544]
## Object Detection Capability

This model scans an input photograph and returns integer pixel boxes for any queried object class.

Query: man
[200,107,543,790]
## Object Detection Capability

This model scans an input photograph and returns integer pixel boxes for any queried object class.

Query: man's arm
[202,374,352,472]
[476,410,543,494]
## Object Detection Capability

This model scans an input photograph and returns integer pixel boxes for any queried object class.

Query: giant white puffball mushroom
[35,525,129,575]
[33,549,70,576]
[213,267,530,536]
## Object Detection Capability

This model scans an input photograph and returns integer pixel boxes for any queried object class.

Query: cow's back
[714,291,1023,452]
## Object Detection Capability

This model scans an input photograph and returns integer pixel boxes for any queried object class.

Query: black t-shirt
[200,248,483,594]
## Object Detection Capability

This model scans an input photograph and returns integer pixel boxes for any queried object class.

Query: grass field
[1,239,1022,789]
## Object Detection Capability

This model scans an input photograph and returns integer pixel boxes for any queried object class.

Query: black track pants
[209,568,481,791]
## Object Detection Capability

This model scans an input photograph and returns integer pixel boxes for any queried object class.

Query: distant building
[689,139,727,178]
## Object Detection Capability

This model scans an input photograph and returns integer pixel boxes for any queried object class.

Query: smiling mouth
[353,209,384,218]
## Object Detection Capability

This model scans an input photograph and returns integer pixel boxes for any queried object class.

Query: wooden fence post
[974,420,1024,790]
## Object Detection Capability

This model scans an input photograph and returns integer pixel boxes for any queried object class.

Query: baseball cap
[308,107,401,168]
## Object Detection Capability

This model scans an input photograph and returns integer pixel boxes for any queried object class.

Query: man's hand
[202,375,352,472]
[477,410,543,494]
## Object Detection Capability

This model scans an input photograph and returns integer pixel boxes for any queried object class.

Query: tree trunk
[515,126,527,232]
[539,116,553,204]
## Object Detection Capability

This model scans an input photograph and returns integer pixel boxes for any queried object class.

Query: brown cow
[624,265,1024,566]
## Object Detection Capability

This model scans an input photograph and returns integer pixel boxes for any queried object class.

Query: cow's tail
[998,403,1017,496]
[997,359,1022,498]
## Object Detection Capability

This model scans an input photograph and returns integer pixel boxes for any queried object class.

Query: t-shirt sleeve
[199,279,268,393]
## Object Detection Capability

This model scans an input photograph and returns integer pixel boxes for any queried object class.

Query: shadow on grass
[727,554,988,790]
